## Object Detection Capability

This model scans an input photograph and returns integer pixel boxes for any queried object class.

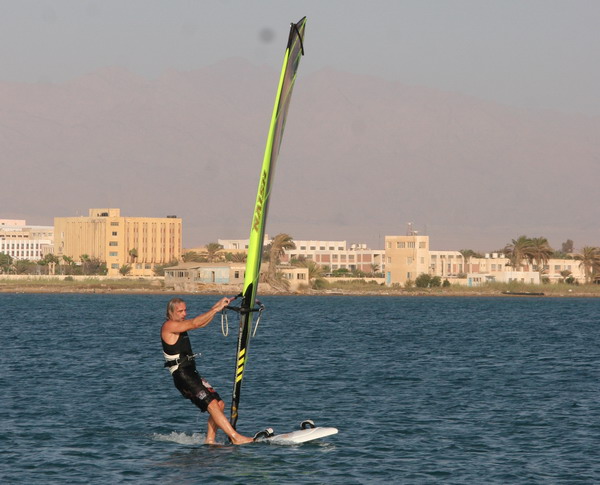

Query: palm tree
[504,236,530,271]
[119,264,132,276]
[0,252,12,273]
[267,233,296,283]
[369,263,380,276]
[205,243,224,263]
[182,251,202,262]
[559,269,572,283]
[128,248,138,264]
[459,249,479,274]
[298,260,324,285]
[230,252,247,263]
[61,255,75,275]
[80,254,91,275]
[38,253,60,275]
[575,246,600,284]
[525,237,554,277]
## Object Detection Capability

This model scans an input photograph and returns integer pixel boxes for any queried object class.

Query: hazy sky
[1,0,599,117]
[2,1,599,251]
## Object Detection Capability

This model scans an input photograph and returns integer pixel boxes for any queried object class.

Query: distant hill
[1,59,598,250]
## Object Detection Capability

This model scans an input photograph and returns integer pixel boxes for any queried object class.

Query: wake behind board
[254,421,338,444]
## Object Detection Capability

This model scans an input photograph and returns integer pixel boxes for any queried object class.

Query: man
[161,297,254,445]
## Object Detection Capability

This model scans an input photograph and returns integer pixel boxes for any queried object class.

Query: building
[385,231,586,287]
[165,262,246,292]
[281,240,385,274]
[0,220,53,261]
[220,237,384,274]
[54,208,182,277]
[429,250,465,278]
[164,261,309,292]
[465,254,584,286]
[218,235,271,251]
[384,234,430,286]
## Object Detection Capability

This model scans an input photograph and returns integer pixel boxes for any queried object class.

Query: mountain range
[1,58,598,251]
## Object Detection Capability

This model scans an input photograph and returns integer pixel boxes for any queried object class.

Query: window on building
[109,242,118,246]
[109,252,118,257]
[407,257,413,264]
[111,263,119,269]
[407,242,415,248]
[111,222,119,226]
[419,242,426,248]
[112,232,118,236]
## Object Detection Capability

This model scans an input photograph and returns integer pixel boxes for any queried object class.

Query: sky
[1,0,599,251]
[1,0,599,116]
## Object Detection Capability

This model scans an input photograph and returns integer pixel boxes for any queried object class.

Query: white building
[0,220,53,261]
[219,237,384,274]
[282,240,384,274]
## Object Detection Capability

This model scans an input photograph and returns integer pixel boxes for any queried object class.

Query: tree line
[459,236,600,284]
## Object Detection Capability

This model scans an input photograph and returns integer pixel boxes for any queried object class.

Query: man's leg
[205,399,253,445]
[205,401,221,444]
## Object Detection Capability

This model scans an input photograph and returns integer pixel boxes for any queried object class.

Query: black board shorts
[172,366,221,412]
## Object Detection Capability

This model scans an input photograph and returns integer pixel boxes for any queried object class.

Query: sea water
[1,294,599,484]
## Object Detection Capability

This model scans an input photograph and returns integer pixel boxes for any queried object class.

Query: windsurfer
[161,297,254,445]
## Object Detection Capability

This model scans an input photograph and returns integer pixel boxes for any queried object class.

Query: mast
[229,17,307,430]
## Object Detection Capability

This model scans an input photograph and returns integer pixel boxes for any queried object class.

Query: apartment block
[0,220,53,261]
[54,208,182,277]
[219,237,384,274]
[384,234,430,285]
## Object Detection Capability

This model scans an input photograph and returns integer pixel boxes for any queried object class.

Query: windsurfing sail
[229,17,307,430]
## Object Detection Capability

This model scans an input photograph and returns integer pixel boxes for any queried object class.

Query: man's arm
[163,297,231,336]
[189,297,231,329]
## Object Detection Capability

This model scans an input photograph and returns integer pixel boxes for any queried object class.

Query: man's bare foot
[230,434,254,445]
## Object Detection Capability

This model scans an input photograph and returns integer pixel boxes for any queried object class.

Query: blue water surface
[1,294,599,484]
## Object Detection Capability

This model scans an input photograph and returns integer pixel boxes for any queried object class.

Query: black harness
[163,353,198,369]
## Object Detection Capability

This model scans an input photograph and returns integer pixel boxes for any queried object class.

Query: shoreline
[1,283,598,298]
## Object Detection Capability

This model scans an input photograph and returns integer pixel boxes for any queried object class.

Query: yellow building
[54,208,182,276]
[384,234,430,286]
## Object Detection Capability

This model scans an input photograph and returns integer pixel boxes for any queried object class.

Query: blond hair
[166,297,185,320]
